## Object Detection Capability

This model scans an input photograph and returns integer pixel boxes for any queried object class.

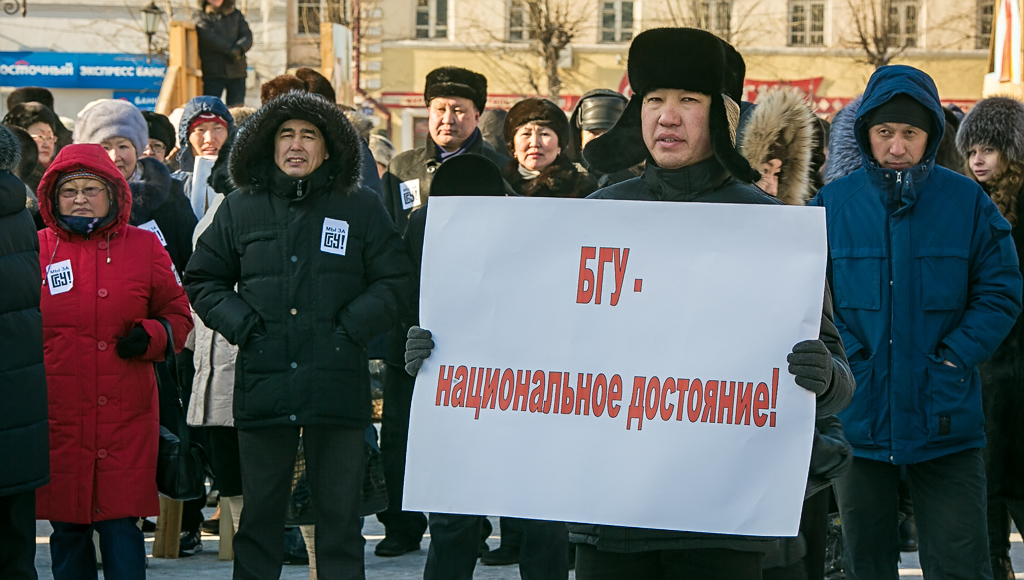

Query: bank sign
[0,52,165,91]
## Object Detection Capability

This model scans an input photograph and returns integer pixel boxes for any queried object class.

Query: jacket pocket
[237,332,282,386]
[831,247,884,310]
[926,357,983,442]
[841,357,876,446]
[915,247,969,311]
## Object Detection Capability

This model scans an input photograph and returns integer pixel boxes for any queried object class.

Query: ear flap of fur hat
[711,93,759,183]
[503,98,570,156]
[261,75,306,105]
[424,67,488,113]
[582,96,648,174]
[956,96,1024,166]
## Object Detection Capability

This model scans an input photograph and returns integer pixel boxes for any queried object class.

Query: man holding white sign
[405,28,854,580]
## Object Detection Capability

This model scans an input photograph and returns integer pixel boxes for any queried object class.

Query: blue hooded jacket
[810,65,1023,464]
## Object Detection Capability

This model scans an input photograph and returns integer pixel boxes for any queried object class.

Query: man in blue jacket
[810,65,1023,580]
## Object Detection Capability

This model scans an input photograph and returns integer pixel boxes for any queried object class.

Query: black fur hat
[424,67,488,113]
[2,102,58,133]
[7,87,55,111]
[956,96,1024,166]
[142,111,176,152]
[583,28,758,182]
[296,67,337,104]
[5,124,36,181]
[503,98,570,155]
[0,124,20,173]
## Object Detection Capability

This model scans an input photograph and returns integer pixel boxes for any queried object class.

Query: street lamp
[141,0,164,62]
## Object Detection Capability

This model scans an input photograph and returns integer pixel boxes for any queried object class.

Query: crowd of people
[1,23,1023,580]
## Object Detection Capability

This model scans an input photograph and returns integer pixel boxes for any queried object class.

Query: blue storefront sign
[0,52,165,91]
[112,91,160,111]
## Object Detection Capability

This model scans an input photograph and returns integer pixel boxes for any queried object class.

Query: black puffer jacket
[0,126,48,496]
[572,157,854,554]
[185,93,413,429]
[502,155,598,198]
[129,157,198,275]
[193,0,252,80]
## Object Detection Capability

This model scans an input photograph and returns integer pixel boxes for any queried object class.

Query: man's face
[274,119,328,179]
[101,136,138,181]
[188,120,228,158]
[868,122,928,171]
[581,128,606,148]
[428,96,480,152]
[757,158,782,196]
[641,89,713,170]
[143,138,167,163]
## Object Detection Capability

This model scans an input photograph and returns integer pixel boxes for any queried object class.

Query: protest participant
[478,109,509,157]
[142,110,177,165]
[3,103,59,174]
[382,66,510,233]
[369,134,395,179]
[955,95,1024,580]
[184,91,413,580]
[501,97,597,198]
[194,0,252,106]
[7,87,72,154]
[0,125,48,580]
[810,65,1023,580]
[172,95,235,216]
[566,89,634,185]
[35,144,192,579]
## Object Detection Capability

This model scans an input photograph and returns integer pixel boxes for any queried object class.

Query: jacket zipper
[888,170,902,463]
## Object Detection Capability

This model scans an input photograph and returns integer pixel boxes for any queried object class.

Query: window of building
[693,0,731,38]
[297,0,346,37]
[789,0,825,46]
[416,0,448,39]
[600,0,634,43]
[887,0,919,48]
[509,0,530,42]
[977,0,995,49]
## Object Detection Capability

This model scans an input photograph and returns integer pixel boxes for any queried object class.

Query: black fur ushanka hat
[424,67,488,113]
[504,98,570,154]
[583,28,759,182]
[956,96,1024,166]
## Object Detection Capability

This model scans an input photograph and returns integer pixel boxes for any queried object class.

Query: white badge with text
[46,259,74,296]
[400,179,421,211]
[138,220,167,246]
[321,218,349,256]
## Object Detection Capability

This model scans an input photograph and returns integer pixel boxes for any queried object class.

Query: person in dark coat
[478,109,509,157]
[566,89,636,186]
[577,27,854,578]
[501,97,597,198]
[3,102,60,177]
[811,66,1023,580]
[0,124,48,580]
[5,124,44,229]
[172,95,236,213]
[193,0,253,106]
[184,91,413,580]
[142,110,178,165]
[956,95,1024,580]
[7,87,72,154]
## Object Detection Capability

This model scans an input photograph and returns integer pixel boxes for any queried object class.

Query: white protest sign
[405,196,827,537]
[138,220,167,246]
[399,179,421,210]
[320,217,349,256]
[46,259,74,296]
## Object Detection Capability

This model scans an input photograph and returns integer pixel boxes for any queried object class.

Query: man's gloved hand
[116,325,151,359]
[405,326,434,377]
[787,339,833,396]
[229,47,244,61]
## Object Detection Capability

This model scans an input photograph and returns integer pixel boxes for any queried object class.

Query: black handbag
[155,318,212,501]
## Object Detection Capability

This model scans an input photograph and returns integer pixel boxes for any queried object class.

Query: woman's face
[27,122,56,167]
[57,177,111,219]
[968,145,1006,183]
[513,122,561,172]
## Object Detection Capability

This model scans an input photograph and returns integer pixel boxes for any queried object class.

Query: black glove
[229,47,244,61]
[787,339,833,396]
[116,325,151,359]
[405,326,434,377]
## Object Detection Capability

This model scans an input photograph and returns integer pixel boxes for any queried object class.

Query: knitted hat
[864,94,934,134]
[424,67,488,112]
[188,112,229,133]
[56,170,108,189]
[504,98,570,154]
[956,96,1024,166]
[73,99,148,154]
[7,87,55,111]
[142,110,176,151]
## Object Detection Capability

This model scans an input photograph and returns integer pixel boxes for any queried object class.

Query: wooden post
[156,21,201,115]
[152,497,183,558]
[218,498,234,560]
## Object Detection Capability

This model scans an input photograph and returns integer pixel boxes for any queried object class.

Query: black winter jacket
[193,0,252,80]
[382,132,510,233]
[129,157,198,275]
[0,164,49,496]
[185,93,413,429]
[570,157,854,554]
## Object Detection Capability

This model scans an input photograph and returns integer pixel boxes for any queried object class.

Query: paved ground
[33,513,1024,578]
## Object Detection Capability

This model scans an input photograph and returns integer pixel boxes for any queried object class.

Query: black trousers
[376,364,427,540]
[0,491,37,580]
[575,544,763,580]
[234,425,365,580]
[208,426,243,497]
[203,77,247,107]
[425,514,568,580]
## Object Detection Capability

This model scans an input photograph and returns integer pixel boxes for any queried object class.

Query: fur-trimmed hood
[956,96,1024,166]
[229,92,362,195]
[128,157,172,223]
[38,144,132,240]
[823,96,861,185]
[0,124,20,173]
[740,87,818,206]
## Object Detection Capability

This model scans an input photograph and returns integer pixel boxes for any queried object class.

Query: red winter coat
[35,144,192,524]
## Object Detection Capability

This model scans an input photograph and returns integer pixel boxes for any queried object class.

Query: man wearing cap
[572,27,855,578]
[171,96,235,219]
[810,66,1022,579]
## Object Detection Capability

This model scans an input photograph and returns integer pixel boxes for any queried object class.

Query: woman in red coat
[35,143,192,579]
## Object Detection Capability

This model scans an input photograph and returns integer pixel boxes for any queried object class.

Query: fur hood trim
[128,157,172,223]
[209,134,236,194]
[502,156,596,198]
[0,124,20,172]
[229,92,362,195]
[956,96,1024,166]
[823,95,862,185]
[740,87,817,206]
